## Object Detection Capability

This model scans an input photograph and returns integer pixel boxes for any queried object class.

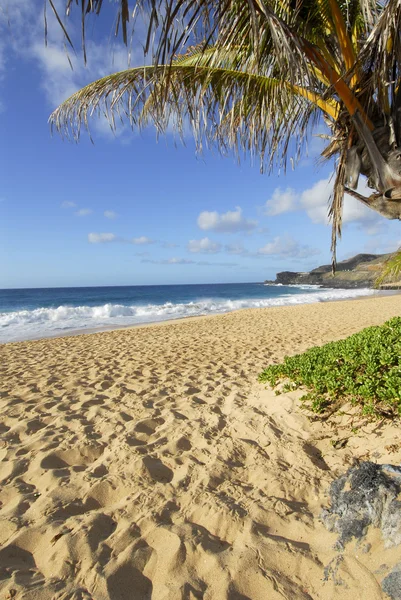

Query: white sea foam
[0,287,376,343]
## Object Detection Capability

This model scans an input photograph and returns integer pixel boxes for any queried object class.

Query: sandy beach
[1,295,401,599]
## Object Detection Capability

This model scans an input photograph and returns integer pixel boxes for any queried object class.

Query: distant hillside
[265,253,392,289]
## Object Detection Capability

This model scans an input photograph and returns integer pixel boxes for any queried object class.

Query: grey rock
[265,253,391,289]
[361,542,372,553]
[321,462,401,550]
[323,556,346,587]
[382,564,401,600]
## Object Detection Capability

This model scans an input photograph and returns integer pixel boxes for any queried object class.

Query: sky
[1,0,401,289]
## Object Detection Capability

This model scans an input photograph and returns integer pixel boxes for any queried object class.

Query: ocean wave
[1,287,375,343]
[264,283,321,289]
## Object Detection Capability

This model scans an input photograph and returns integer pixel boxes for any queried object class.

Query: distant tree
[49,0,401,262]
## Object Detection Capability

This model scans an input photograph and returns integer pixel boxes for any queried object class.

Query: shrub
[258,317,401,417]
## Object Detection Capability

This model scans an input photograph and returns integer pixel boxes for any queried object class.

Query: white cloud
[142,258,237,267]
[197,207,257,233]
[0,0,33,89]
[61,201,77,208]
[142,257,195,265]
[225,243,247,255]
[132,236,154,245]
[258,235,320,259]
[1,1,139,131]
[300,178,380,231]
[75,208,93,216]
[188,237,222,253]
[29,37,137,110]
[0,1,147,141]
[0,39,6,80]
[88,233,156,245]
[264,178,385,235]
[167,257,195,264]
[104,210,118,219]
[264,187,298,216]
[88,232,116,243]
[299,179,330,224]
[197,261,237,267]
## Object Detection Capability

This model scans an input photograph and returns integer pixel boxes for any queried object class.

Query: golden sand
[1,295,401,599]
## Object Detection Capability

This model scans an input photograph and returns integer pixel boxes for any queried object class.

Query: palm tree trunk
[352,112,401,195]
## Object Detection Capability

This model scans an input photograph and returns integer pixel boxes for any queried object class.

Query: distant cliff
[265,253,391,289]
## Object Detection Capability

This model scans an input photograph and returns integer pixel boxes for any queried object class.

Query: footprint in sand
[86,479,128,508]
[90,464,108,478]
[119,411,133,422]
[82,395,108,409]
[85,513,117,551]
[142,456,173,483]
[126,436,147,447]
[126,416,167,451]
[99,379,113,391]
[134,417,165,437]
[40,445,105,470]
[0,544,39,582]
[175,436,192,451]
[106,563,153,600]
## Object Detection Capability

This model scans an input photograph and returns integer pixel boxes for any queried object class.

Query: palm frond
[47,0,401,270]
[51,61,329,172]
[359,0,401,116]
[327,0,359,84]
[329,140,348,267]
[175,45,340,118]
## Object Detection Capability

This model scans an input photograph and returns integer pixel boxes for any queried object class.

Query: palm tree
[49,0,401,263]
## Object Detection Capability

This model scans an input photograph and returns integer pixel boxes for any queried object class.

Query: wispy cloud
[1,1,143,138]
[0,0,165,149]
[363,237,401,255]
[142,258,237,267]
[88,232,116,243]
[75,208,93,217]
[258,235,320,259]
[157,257,196,265]
[104,210,118,219]
[132,236,154,245]
[88,233,155,245]
[61,201,93,217]
[188,237,221,254]
[0,1,32,109]
[224,243,248,255]
[198,207,257,233]
[197,261,238,267]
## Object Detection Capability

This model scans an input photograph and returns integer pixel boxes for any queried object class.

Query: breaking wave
[1,287,375,343]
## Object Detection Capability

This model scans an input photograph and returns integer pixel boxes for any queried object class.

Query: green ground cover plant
[258,317,401,418]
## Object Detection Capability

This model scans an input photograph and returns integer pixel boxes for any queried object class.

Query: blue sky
[1,1,400,289]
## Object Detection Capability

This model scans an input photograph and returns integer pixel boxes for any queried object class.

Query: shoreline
[2,294,401,598]
[3,288,398,346]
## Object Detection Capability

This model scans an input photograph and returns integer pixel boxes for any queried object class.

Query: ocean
[0,282,376,343]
